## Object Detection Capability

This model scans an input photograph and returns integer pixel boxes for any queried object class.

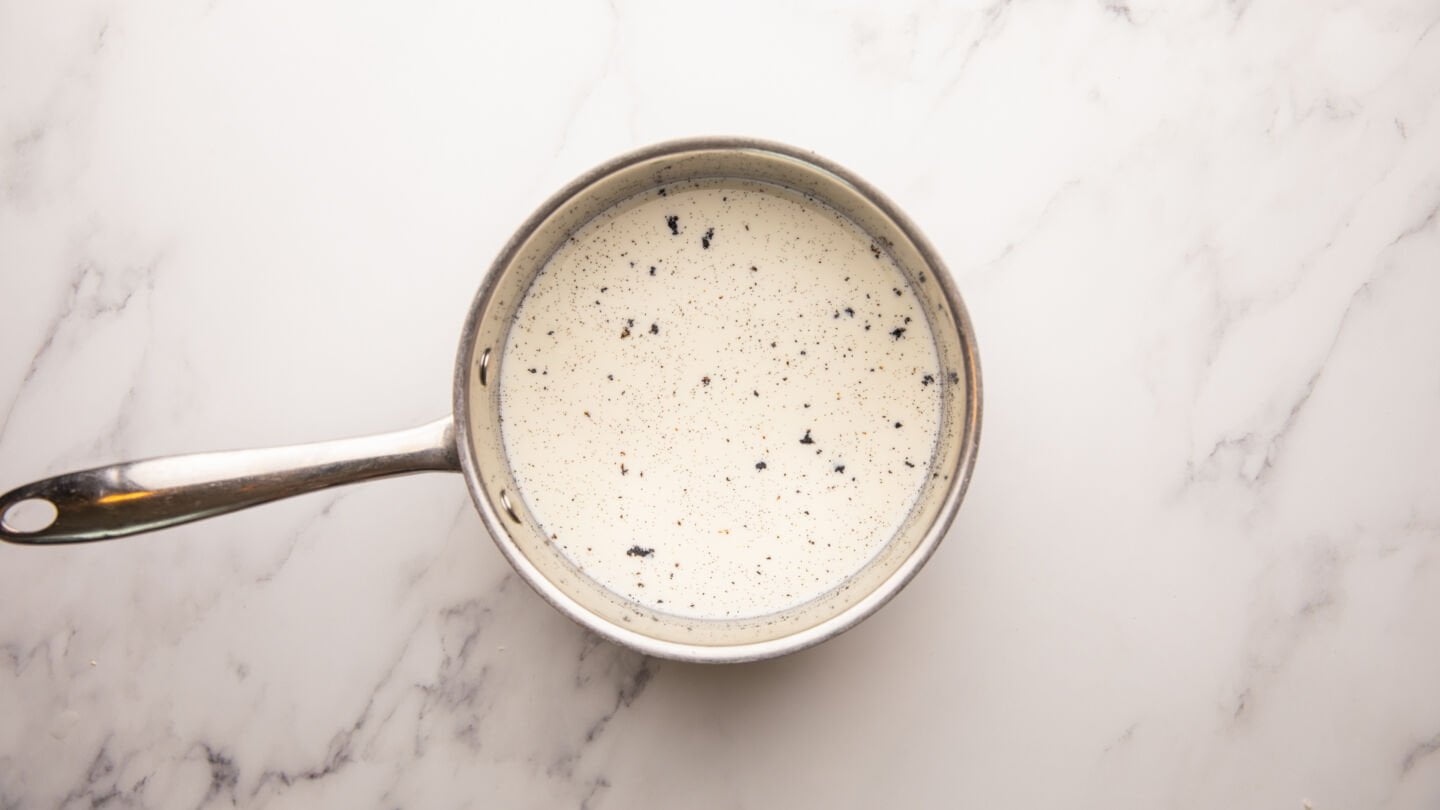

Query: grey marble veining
[3,0,1440,807]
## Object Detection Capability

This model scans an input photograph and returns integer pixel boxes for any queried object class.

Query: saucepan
[0,138,981,663]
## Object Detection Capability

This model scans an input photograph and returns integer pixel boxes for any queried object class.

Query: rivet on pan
[499,489,520,524]
[478,347,491,386]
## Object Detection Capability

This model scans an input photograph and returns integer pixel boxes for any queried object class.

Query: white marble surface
[2,0,1439,806]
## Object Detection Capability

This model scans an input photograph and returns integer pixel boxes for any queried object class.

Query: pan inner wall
[462,147,971,648]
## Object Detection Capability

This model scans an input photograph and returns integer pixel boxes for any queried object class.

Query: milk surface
[499,179,942,620]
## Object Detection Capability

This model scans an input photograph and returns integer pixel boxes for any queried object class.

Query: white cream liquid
[499,179,943,621]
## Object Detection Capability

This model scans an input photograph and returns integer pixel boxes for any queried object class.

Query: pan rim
[452,136,982,663]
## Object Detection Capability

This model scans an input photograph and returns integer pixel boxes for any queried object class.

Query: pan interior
[459,144,974,651]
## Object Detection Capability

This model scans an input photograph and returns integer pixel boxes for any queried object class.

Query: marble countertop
[3,1,1439,807]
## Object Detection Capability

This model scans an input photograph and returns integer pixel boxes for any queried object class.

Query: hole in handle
[2,498,59,533]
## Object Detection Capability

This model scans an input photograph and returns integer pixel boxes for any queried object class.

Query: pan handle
[0,417,459,545]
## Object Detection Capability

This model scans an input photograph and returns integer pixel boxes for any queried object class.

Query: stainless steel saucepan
[0,138,981,663]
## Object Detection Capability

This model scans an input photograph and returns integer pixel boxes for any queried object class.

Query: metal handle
[0,417,459,545]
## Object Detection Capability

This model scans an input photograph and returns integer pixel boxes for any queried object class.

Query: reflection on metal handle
[0,417,459,545]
